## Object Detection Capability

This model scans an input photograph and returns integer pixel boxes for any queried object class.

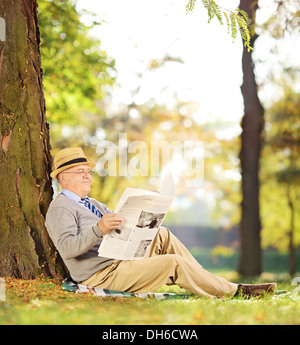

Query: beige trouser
[82,227,238,298]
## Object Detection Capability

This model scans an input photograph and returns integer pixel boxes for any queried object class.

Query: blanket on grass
[62,277,191,300]
[62,277,291,300]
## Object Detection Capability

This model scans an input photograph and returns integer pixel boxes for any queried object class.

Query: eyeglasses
[62,171,95,177]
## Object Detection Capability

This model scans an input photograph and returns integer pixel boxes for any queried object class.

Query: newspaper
[98,172,175,260]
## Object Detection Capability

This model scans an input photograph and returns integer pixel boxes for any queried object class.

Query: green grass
[1,273,299,325]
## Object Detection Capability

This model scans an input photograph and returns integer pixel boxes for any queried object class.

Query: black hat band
[57,157,88,169]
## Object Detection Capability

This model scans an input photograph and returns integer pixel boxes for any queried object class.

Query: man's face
[59,164,93,198]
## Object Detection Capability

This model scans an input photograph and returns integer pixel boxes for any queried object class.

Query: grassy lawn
[1,272,299,325]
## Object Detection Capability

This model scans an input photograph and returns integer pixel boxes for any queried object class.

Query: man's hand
[97,213,123,234]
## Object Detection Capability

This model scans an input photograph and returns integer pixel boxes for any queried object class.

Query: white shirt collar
[61,189,86,202]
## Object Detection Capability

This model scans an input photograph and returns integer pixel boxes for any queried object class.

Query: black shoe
[237,282,277,297]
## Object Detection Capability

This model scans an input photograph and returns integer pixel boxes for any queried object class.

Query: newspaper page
[98,173,175,260]
[97,193,174,260]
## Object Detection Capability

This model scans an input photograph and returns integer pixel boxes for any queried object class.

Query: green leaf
[186,0,252,50]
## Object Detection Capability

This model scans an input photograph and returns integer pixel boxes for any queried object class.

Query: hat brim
[50,162,96,179]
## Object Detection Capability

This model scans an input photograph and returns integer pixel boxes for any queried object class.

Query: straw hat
[50,147,96,179]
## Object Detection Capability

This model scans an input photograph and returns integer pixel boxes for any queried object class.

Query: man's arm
[45,207,123,260]
[46,207,104,260]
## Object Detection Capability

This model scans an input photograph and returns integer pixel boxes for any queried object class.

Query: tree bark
[238,0,264,277]
[0,0,66,279]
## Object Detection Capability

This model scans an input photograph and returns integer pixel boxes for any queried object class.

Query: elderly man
[45,147,276,299]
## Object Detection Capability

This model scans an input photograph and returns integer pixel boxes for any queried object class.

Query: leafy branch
[186,0,253,51]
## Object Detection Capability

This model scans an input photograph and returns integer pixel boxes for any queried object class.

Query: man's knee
[157,226,171,239]
[158,253,181,267]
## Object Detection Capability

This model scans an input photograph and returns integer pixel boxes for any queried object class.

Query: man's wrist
[92,223,104,238]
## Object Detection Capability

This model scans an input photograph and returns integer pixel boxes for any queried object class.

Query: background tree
[237,0,264,277]
[261,85,300,276]
[37,0,115,148]
[251,0,300,277]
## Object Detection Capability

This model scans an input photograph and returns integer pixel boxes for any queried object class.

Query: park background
[0,0,300,326]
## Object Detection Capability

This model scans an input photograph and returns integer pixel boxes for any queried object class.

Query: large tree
[238,0,264,277]
[0,0,66,279]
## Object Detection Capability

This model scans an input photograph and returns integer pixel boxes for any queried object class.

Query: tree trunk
[238,0,264,277]
[0,0,66,279]
[287,185,296,277]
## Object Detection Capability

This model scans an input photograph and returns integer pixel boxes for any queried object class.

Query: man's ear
[57,173,64,184]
